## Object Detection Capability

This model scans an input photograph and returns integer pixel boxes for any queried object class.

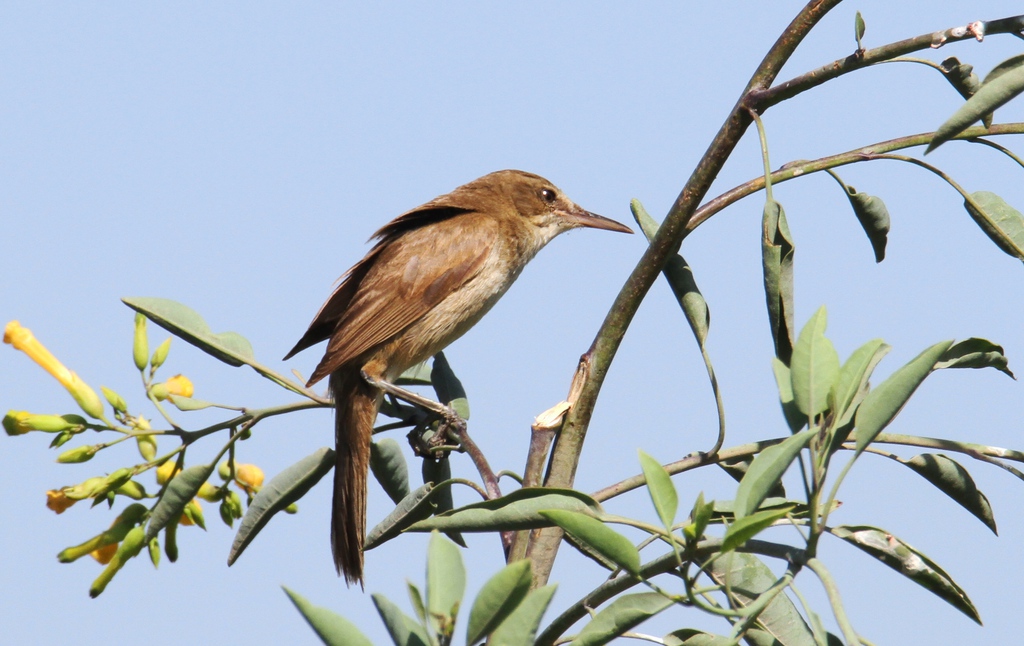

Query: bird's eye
[540,188,557,203]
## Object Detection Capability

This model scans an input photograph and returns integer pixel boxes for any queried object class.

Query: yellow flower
[90,541,118,565]
[165,374,193,398]
[156,460,180,485]
[4,321,106,420]
[180,499,201,526]
[4,411,32,435]
[235,463,264,495]
[46,489,77,514]
[150,374,194,401]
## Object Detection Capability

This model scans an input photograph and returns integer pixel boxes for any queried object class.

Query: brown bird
[284,169,632,585]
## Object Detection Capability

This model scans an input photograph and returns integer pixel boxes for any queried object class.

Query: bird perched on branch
[285,169,632,585]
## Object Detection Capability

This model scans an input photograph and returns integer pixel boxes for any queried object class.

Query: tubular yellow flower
[4,321,106,420]
[4,321,74,388]
[46,489,77,514]
[235,463,264,495]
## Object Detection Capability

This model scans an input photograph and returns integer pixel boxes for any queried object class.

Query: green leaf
[407,488,602,533]
[854,11,865,49]
[771,358,806,433]
[830,525,980,623]
[122,297,254,367]
[935,337,1014,377]
[426,532,466,636]
[488,584,557,646]
[721,506,792,553]
[364,483,439,550]
[683,492,714,543]
[900,453,997,534]
[228,448,334,565]
[843,187,890,262]
[790,306,840,418]
[421,456,464,547]
[854,341,953,455]
[761,199,795,363]
[166,396,216,411]
[283,587,373,646]
[539,510,640,575]
[962,191,1024,261]
[370,438,411,505]
[372,593,430,646]
[735,428,815,518]
[927,55,1024,153]
[719,457,786,500]
[939,57,981,102]
[632,199,710,345]
[833,339,890,427]
[638,450,678,530]
[707,552,824,645]
[431,352,469,419]
[465,559,532,645]
[407,581,427,624]
[146,463,213,543]
[396,361,433,386]
[664,630,732,645]
[572,592,674,646]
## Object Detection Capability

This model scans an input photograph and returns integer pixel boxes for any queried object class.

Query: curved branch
[532,0,845,587]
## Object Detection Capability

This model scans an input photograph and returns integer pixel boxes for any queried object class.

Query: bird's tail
[329,369,379,586]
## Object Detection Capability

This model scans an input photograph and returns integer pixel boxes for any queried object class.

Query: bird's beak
[561,204,634,234]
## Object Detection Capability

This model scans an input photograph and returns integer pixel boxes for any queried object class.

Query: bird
[283,169,633,585]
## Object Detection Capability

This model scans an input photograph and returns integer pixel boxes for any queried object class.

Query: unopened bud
[4,411,33,435]
[57,444,98,464]
[197,481,221,502]
[136,435,157,462]
[133,313,149,371]
[104,468,132,490]
[62,476,107,500]
[217,460,233,481]
[181,499,205,529]
[284,503,298,514]
[115,480,147,500]
[101,386,128,414]
[148,537,160,569]
[150,337,171,370]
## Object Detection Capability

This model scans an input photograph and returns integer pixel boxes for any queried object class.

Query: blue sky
[3,3,1023,644]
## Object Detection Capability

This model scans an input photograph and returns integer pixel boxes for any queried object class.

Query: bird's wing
[305,213,496,385]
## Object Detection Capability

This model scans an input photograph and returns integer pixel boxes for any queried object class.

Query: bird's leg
[360,370,466,457]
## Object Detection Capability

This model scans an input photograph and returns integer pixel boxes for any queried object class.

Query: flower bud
[150,337,171,370]
[90,526,146,598]
[101,386,128,414]
[148,537,160,569]
[57,503,146,563]
[197,481,221,502]
[104,468,132,490]
[4,411,32,435]
[136,435,157,462]
[62,476,107,500]
[57,444,98,464]
[133,313,149,371]
[284,503,299,514]
[180,499,205,529]
[115,480,147,500]
[217,460,233,481]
